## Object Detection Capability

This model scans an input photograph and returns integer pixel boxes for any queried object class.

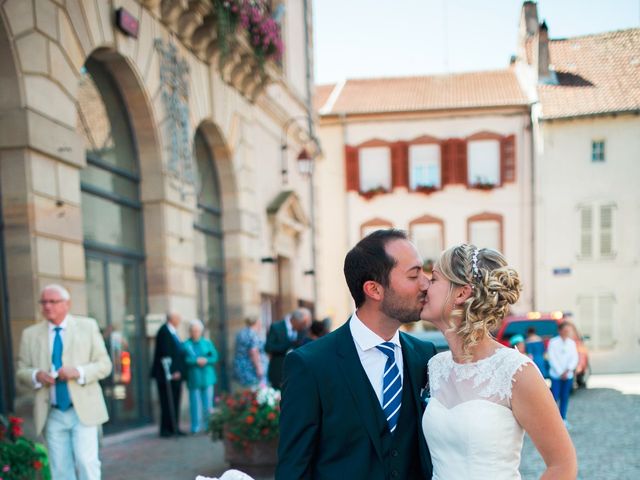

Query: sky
[312,0,640,85]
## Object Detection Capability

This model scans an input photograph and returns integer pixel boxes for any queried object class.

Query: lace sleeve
[427,352,450,396]
[486,349,534,406]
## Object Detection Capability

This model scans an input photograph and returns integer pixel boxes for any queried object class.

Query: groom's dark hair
[343,229,408,308]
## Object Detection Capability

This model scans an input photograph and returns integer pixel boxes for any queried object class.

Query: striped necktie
[376,341,402,434]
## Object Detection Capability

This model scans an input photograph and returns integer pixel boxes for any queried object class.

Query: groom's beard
[380,286,424,324]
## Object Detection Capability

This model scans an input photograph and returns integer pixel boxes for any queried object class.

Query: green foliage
[209,387,280,449]
[0,415,50,480]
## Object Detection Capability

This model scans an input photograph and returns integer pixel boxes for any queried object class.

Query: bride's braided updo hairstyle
[436,244,521,359]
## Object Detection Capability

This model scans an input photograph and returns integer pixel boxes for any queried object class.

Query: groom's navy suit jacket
[276,319,437,480]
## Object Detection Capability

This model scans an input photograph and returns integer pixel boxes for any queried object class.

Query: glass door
[86,253,149,431]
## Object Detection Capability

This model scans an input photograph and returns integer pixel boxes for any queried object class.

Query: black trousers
[156,379,182,435]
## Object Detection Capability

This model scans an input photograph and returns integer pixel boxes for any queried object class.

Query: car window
[503,320,558,340]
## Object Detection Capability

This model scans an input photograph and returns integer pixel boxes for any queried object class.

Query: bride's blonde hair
[436,244,521,359]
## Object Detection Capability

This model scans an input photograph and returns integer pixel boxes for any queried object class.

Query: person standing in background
[183,319,218,434]
[16,284,112,480]
[547,322,579,426]
[150,312,186,437]
[264,308,311,389]
[525,326,548,377]
[233,317,268,388]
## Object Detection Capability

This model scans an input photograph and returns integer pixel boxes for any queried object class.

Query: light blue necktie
[52,327,71,410]
[376,342,402,434]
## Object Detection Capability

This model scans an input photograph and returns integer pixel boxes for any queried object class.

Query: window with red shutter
[500,135,516,183]
[344,145,359,192]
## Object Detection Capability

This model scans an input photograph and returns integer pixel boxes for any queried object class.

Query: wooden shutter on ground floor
[345,145,359,192]
[500,134,516,183]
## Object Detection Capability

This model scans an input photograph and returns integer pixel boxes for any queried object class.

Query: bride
[420,244,577,479]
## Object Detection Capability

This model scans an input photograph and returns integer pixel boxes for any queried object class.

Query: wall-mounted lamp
[303,269,315,276]
[296,148,313,176]
[261,257,276,264]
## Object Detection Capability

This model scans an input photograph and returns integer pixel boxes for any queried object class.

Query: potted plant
[209,386,280,477]
[0,415,50,480]
[470,177,497,190]
[414,183,439,194]
[360,185,389,199]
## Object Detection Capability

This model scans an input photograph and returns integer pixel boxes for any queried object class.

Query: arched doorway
[193,129,228,390]
[77,57,149,430]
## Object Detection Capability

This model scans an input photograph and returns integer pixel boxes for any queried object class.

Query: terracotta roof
[314,70,528,115]
[539,28,640,119]
[314,84,335,112]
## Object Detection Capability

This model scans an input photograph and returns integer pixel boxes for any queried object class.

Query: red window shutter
[500,135,516,183]
[441,141,453,186]
[391,141,408,188]
[345,145,359,192]
[454,139,468,184]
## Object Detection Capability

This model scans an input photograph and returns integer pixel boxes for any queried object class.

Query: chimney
[522,1,539,38]
[517,1,539,64]
[537,20,551,81]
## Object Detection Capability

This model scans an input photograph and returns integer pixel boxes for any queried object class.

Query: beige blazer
[16,315,113,436]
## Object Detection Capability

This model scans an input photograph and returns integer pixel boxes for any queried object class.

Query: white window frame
[591,139,605,162]
[469,219,501,251]
[409,144,441,189]
[467,140,500,186]
[359,146,391,193]
[577,202,616,260]
[577,294,616,350]
[411,222,443,264]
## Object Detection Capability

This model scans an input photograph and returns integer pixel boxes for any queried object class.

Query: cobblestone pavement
[101,425,229,480]
[101,375,639,479]
[520,374,640,480]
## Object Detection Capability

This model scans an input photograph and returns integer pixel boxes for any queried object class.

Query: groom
[276,229,437,479]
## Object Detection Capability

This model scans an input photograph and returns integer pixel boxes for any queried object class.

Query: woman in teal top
[183,319,218,434]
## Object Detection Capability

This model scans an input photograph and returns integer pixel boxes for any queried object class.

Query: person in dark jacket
[264,308,311,389]
[150,312,186,437]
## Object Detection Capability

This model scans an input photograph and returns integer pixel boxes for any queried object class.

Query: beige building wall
[316,111,534,326]
[0,0,315,419]
[535,114,640,373]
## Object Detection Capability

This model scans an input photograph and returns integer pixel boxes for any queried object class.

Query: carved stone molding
[153,1,278,103]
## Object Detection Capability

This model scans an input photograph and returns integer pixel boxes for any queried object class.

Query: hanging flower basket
[215,0,284,65]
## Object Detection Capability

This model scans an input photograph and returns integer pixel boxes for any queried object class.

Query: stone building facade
[0,0,318,429]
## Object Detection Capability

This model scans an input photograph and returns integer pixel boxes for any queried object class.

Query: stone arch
[0,10,23,414]
[193,120,248,345]
[87,48,163,202]
[196,121,238,211]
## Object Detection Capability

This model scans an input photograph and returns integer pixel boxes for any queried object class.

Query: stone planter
[224,435,278,477]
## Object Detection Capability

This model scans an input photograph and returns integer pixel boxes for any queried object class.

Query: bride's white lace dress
[422,347,534,480]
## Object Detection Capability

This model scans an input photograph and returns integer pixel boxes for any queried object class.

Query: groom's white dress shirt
[349,311,404,407]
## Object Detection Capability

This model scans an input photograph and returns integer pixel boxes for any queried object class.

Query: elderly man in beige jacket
[17,284,112,480]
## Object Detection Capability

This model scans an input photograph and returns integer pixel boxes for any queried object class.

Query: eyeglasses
[39,299,65,305]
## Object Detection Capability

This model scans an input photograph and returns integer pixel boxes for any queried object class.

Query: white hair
[41,284,70,301]
[189,319,204,332]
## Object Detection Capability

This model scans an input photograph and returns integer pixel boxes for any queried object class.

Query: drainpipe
[302,0,318,309]
[529,101,540,311]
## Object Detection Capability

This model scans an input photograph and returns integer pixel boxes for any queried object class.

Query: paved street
[520,374,640,480]
[101,374,640,479]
